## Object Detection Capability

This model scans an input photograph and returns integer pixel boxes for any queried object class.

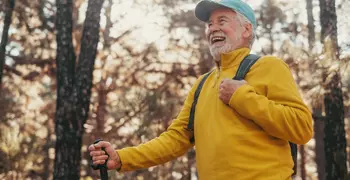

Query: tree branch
[4,64,22,77]
[8,54,54,67]
[0,0,15,89]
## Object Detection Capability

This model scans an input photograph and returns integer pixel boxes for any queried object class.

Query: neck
[212,47,251,69]
[215,60,221,69]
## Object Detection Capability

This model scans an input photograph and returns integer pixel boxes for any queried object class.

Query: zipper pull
[212,67,220,88]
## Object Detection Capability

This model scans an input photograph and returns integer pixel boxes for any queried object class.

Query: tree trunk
[300,145,307,180]
[306,1,325,178]
[96,80,108,138]
[268,27,274,54]
[54,0,79,179]
[313,107,326,180]
[94,0,113,139]
[319,0,339,57]
[306,0,315,51]
[0,0,15,89]
[43,119,53,180]
[53,0,104,179]
[186,149,196,180]
[323,72,347,179]
[319,1,347,179]
[186,151,192,180]
[74,0,105,146]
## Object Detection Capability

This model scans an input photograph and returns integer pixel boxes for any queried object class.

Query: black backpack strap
[234,54,298,176]
[233,54,261,80]
[187,70,213,143]
[290,142,298,176]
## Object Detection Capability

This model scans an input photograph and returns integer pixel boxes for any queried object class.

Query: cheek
[224,28,241,41]
[221,27,232,36]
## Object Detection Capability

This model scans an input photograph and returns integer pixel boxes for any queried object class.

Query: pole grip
[90,139,109,180]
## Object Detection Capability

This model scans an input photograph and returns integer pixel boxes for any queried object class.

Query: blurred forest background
[0,0,349,179]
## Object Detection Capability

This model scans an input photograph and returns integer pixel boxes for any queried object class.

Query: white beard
[209,42,235,61]
[208,32,242,61]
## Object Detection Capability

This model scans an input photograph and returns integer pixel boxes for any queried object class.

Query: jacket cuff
[115,149,129,172]
[228,84,255,109]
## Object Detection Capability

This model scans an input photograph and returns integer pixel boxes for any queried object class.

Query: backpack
[186,54,298,176]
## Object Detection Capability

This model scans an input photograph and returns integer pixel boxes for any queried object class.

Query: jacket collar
[218,48,251,69]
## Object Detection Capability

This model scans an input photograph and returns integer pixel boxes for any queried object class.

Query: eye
[207,22,213,27]
[219,19,226,23]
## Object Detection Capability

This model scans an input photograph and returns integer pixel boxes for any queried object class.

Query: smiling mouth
[211,36,226,45]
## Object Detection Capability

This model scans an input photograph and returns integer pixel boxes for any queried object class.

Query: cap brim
[195,1,229,22]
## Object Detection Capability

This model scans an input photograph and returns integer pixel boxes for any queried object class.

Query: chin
[209,52,221,61]
[210,49,228,59]
[210,44,234,54]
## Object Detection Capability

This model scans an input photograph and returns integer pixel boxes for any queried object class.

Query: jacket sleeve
[229,57,313,144]
[116,76,204,172]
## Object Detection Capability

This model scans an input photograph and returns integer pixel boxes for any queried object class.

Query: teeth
[211,36,225,43]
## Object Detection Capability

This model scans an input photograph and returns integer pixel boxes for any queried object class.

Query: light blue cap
[195,0,257,29]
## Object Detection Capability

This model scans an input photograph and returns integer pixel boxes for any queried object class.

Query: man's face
[205,8,244,60]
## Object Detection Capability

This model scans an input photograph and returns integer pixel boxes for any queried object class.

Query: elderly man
[89,0,313,179]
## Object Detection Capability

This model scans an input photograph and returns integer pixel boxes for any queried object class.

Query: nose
[206,23,220,41]
[208,23,220,34]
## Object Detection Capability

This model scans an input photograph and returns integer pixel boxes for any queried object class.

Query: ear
[205,24,210,35]
[242,23,253,39]
[205,25,211,41]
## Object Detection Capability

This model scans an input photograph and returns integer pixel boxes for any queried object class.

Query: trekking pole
[90,139,109,180]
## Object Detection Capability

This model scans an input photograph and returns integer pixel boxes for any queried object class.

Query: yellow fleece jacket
[116,48,313,179]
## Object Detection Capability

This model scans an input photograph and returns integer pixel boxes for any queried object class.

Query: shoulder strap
[187,70,213,143]
[233,54,260,80]
[290,142,298,176]
[234,54,298,176]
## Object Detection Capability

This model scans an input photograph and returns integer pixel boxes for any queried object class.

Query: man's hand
[88,141,121,170]
[219,78,247,104]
